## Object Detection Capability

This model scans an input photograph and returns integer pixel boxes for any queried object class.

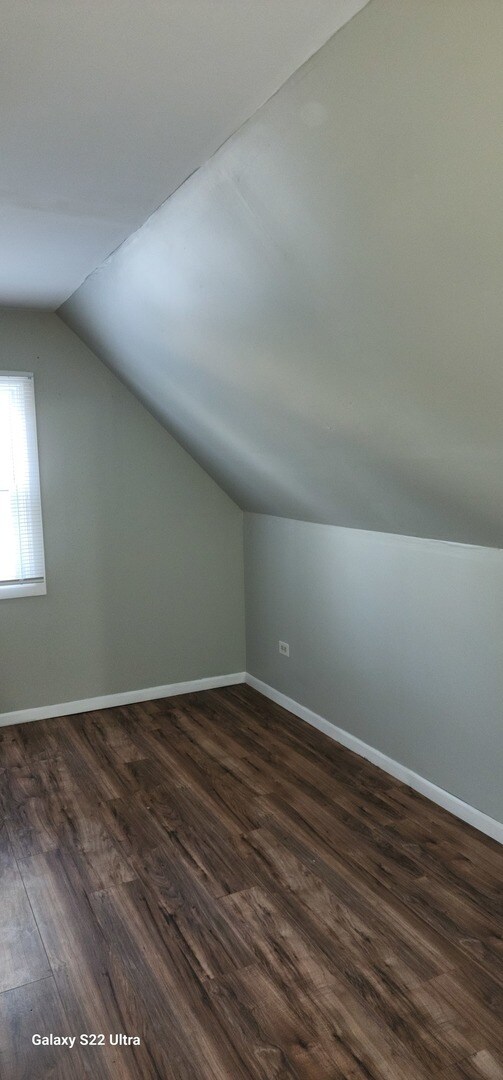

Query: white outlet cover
[279,641,290,656]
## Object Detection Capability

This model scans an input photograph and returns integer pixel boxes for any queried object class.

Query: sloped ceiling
[62,0,503,549]
[1,0,368,307]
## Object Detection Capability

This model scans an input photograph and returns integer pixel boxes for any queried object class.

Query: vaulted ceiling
[0,0,367,307]
[61,0,503,548]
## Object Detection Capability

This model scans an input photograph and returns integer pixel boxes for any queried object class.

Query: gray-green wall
[2,309,501,826]
[0,309,245,713]
[245,513,503,822]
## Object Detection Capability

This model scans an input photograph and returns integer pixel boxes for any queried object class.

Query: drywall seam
[246,674,503,844]
[0,672,246,728]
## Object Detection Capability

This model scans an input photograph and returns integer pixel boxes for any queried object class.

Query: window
[0,373,46,598]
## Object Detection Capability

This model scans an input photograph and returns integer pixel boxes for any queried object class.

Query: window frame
[0,371,47,600]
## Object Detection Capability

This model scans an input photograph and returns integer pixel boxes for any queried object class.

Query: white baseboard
[3,669,501,845]
[245,674,503,845]
[0,672,246,728]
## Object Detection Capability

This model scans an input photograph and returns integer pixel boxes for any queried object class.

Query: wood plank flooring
[0,683,501,1079]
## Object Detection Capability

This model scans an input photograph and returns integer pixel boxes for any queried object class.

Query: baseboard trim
[0,672,247,728]
[3,670,500,844]
[245,674,503,845]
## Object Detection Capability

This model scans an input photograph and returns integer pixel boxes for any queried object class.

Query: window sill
[0,581,47,599]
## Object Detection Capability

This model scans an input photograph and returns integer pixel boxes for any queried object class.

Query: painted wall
[0,309,245,713]
[244,514,503,821]
[63,0,503,548]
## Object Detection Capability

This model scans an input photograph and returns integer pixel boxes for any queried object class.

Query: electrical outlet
[279,641,290,657]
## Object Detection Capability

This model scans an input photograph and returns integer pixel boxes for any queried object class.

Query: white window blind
[0,373,46,598]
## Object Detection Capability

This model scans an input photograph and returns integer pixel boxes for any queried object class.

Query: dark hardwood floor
[0,684,502,1079]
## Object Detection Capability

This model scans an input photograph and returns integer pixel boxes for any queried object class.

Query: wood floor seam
[0,685,501,1080]
[0,972,55,1000]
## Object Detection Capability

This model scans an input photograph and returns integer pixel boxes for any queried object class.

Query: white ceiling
[0,0,368,309]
